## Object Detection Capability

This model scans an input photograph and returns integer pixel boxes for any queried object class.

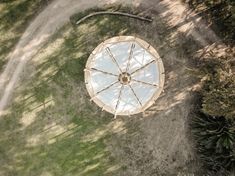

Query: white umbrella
[84,36,165,117]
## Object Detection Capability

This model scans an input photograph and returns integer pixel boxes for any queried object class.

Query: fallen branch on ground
[76,11,152,25]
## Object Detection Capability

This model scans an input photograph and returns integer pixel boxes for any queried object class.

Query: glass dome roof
[84,36,165,117]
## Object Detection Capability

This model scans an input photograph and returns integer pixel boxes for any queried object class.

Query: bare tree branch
[76,11,152,25]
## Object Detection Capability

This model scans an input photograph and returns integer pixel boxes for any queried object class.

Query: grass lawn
[0,0,52,71]
[0,6,154,176]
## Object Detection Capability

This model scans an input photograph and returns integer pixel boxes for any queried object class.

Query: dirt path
[0,0,224,175]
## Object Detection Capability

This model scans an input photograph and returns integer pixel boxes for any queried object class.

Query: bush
[192,112,235,173]
[191,53,235,174]
[201,58,235,119]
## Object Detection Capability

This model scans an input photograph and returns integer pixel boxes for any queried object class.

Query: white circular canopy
[84,36,165,117]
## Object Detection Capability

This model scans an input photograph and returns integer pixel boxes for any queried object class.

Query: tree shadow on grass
[0,11,140,176]
[0,36,21,71]
[0,0,52,72]
[0,3,216,176]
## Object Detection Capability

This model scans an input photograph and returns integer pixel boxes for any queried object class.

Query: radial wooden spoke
[130,60,155,75]
[129,85,142,107]
[115,85,124,111]
[105,47,122,73]
[96,81,119,95]
[125,43,135,72]
[132,79,158,87]
[88,68,118,77]
[141,49,146,64]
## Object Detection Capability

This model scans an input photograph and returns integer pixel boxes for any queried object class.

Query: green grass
[0,0,52,71]
[0,6,152,176]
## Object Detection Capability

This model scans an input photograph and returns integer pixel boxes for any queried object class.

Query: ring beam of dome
[84,36,165,117]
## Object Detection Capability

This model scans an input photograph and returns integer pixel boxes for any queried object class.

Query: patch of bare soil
[105,1,228,175]
[106,7,203,175]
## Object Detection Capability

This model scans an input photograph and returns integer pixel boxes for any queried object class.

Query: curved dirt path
[0,0,224,175]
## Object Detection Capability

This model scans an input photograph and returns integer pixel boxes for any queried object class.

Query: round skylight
[84,36,165,117]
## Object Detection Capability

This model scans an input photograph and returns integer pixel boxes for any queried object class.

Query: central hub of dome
[118,72,131,85]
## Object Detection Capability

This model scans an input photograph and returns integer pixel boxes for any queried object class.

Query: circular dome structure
[84,36,165,117]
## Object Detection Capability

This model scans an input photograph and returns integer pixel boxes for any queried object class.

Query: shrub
[201,58,235,119]
[191,53,235,174]
[192,112,235,173]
